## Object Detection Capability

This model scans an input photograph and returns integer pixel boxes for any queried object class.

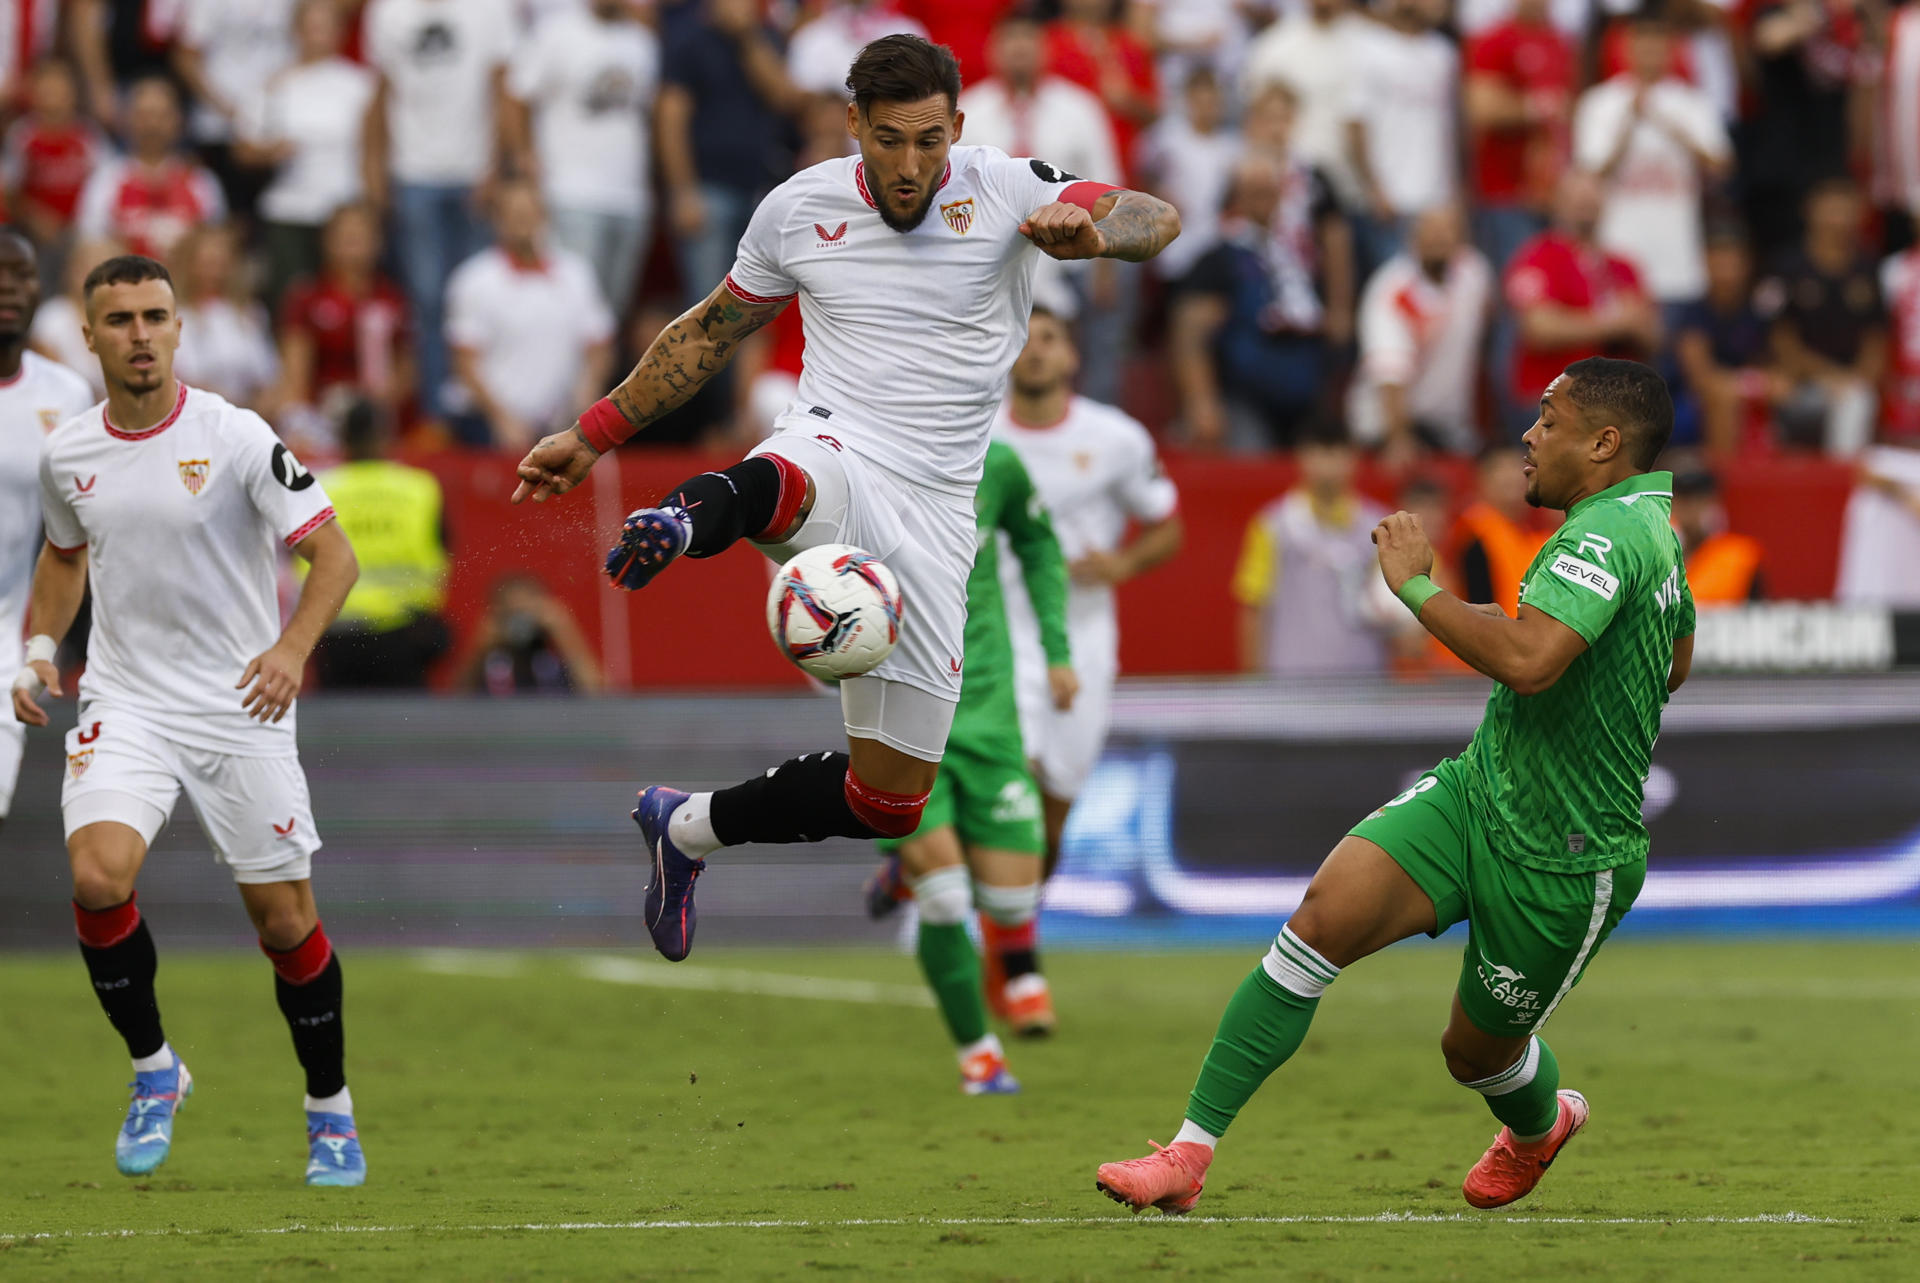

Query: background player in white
[992,306,1182,1019]
[509,35,1179,963]
[0,230,95,837]
[10,255,365,1186]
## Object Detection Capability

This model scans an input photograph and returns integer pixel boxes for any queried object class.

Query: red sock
[262,921,334,985]
[74,893,141,948]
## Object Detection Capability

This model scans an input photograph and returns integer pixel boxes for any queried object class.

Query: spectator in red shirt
[1503,169,1659,433]
[3,59,108,284]
[1043,0,1159,186]
[278,200,413,456]
[900,0,1016,86]
[1463,0,1574,275]
[73,75,226,261]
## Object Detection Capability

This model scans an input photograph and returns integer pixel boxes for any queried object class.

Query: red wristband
[578,397,631,454]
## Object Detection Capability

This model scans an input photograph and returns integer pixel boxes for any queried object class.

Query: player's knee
[843,767,928,839]
[1440,1027,1514,1084]
[973,880,1040,927]
[69,862,133,911]
[911,865,972,926]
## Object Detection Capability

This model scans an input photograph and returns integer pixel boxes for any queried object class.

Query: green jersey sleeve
[1519,516,1633,646]
[993,445,1073,668]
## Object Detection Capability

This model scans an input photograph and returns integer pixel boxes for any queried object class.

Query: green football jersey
[949,441,1071,752]
[1458,471,1695,873]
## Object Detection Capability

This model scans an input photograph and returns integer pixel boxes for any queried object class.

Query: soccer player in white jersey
[10,255,366,1186]
[0,231,95,835]
[990,307,1182,1028]
[511,35,1178,962]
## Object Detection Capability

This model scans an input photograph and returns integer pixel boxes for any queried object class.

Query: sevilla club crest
[940,198,975,236]
[37,408,60,433]
[178,459,210,495]
[68,749,92,779]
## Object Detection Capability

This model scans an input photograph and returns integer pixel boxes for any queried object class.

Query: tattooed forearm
[1095,191,1182,263]
[606,286,788,431]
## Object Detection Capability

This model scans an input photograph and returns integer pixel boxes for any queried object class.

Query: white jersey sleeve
[1116,417,1179,523]
[725,187,799,304]
[979,152,1118,223]
[232,412,335,547]
[38,438,86,550]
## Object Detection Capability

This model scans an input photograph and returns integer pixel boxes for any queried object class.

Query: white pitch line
[574,954,935,1007]
[0,1212,1852,1242]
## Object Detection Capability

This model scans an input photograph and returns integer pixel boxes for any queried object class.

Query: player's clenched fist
[512,426,603,504]
[1020,202,1106,261]
[1371,510,1434,594]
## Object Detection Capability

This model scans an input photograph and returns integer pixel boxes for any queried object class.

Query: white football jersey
[997,395,1178,677]
[38,384,336,753]
[726,144,1109,496]
[0,352,98,671]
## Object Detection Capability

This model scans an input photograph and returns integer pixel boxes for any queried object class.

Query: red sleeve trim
[723,274,797,307]
[48,539,86,554]
[284,506,336,548]
[1060,181,1123,211]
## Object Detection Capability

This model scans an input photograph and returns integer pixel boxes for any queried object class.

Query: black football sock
[75,897,167,1060]
[708,751,927,845]
[663,456,805,558]
[264,925,347,1099]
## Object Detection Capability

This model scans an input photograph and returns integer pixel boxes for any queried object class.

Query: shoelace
[1477,1131,1550,1182]
[1134,1140,1202,1186]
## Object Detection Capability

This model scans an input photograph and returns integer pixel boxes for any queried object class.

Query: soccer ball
[766,544,905,680]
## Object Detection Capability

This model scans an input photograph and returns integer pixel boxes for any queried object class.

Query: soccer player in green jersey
[1096,357,1695,1213]
[871,437,1077,1094]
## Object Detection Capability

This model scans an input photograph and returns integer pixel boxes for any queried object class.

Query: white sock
[667,791,720,857]
[1173,1119,1220,1150]
[958,1033,1002,1064]
[132,1043,175,1073]
[305,1086,354,1115]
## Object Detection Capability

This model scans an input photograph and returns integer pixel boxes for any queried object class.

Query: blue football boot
[634,786,706,962]
[116,1058,192,1176]
[604,507,691,592]
[305,1111,367,1187]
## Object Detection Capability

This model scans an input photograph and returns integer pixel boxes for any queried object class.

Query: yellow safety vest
[318,460,448,632]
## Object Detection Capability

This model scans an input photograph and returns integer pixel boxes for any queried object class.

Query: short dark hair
[845,34,962,115]
[1563,357,1673,469]
[83,254,172,301]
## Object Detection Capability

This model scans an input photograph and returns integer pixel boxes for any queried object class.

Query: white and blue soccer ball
[765,543,904,681]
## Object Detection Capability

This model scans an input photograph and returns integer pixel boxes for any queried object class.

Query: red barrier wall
[418,450,1858,689]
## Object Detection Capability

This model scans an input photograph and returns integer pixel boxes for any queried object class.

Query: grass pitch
[1,940,1915,1281]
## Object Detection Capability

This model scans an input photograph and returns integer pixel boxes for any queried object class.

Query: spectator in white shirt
[173,222,282,415]
[1241,0,1368,213]
[1573,7,1732,309]
[446,178,615,450]
[1139,65,1242,283]
[1348,204,1493,463]
[364,0,516,420]
[171,0,297,215]
[1344,0,1460,272]
[787,1,926,98]
[237,0,378,309]
[507,0,660,326]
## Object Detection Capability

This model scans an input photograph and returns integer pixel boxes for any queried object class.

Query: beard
[1011,369,1061,399]
[877,183,939,233]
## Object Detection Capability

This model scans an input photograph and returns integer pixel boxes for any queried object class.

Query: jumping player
[10,255,365,1185]
[870,437,1074,1092]
[0,230,95,836]
[1095,359,1692,1214]
[990,306,1181,1032]
[510,36,1178,962]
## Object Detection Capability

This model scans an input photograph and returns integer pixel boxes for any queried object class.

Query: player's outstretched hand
[238,642,305,724]
[1048,663,1079,711]
[11,659,60,726]
[512,426,602,505]
[1020,202,1106,261]
[1371,510,1435,594]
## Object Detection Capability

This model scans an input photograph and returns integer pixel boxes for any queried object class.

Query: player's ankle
[1172,1119,1220,1150]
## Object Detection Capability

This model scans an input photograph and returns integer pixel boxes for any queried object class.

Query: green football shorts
[1347,756,1646,1037]
[876,737,1045,856]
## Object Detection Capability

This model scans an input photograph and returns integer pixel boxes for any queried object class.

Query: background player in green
[871,438,1075,1094]
[1095,358,1695,1213]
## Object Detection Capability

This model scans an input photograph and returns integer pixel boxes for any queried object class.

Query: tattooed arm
[1019,190,1181,265]
[511,281,790,503]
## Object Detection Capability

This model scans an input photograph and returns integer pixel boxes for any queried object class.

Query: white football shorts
[1015,656,1116,801]
[0,715,23,818]
[751,423,973,763]
[60,705,320,883]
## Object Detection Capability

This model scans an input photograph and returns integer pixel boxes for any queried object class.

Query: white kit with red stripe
[37,383,335,754]
[725,143,1117,497]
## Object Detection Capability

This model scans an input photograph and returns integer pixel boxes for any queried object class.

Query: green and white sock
[1460,1035,1561,1141]
[1182,926,1340,1141]
[911,867,986,1048]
